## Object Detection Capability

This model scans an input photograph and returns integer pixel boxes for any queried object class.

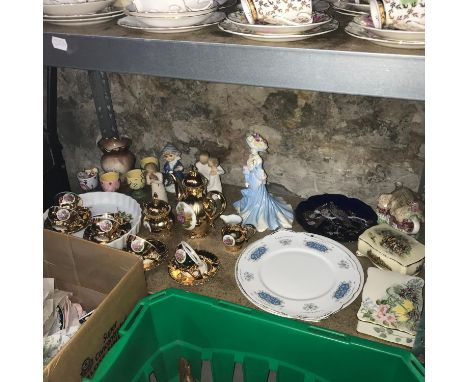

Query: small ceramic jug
[220,214,256,253]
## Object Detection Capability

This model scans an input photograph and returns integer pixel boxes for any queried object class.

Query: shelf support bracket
[87,70,119,139]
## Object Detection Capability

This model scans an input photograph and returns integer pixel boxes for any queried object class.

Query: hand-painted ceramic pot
[125,169,145,190]
[97,136,136,177]
[77,168,99,191]
[100,171,121,192]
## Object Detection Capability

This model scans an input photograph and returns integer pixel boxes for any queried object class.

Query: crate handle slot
[120,304,144,335]
[408,357,425,380]
[306,325,349,343]
[217,300,253,315]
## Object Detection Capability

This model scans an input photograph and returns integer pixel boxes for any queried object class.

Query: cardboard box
[43,230,148,382]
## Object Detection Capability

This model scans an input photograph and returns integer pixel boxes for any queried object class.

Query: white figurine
[196,151,225,192]
[144,162,168,203]
[207,157,223,193]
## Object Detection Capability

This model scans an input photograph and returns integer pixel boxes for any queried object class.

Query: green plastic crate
[84,288,424,382]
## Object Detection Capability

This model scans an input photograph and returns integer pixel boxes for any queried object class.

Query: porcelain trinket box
[357,224,424,275]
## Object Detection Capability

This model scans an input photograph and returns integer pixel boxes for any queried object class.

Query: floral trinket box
[357,267,424,347]
[357,224,424,276]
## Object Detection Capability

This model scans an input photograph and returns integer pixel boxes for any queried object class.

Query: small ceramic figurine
[233,133,294,232]
[377,182,424,236]
[195,151,225,192]
[161,143,184,193]
[142,160,168,203]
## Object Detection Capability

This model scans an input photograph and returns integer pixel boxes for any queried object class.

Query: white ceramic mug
[369,0,425,31]
[133,0,214,12]
[240,0,313,25]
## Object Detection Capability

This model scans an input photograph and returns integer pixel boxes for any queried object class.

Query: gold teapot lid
[144,193,171,218]
[183,165,207,188]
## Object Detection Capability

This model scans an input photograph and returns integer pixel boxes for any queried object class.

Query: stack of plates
[345,15,425,49]
[43,0,124,26]
[118,1,223,33]
[235,230,364,321]
[330,0,370,17]
[219,12,338,42]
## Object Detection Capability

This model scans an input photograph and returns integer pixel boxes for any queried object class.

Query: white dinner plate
[345,23,425,49]
[226,11,332,35]
[43,7,122,19]
[43,0,114,16]
[353,16,425,41]
[235,230,364,321]
[117,12,224,33]
[218,19,339,42]
[43,11,123,25]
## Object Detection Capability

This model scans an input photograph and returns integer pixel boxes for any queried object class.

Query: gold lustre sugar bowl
[142,193,174,233]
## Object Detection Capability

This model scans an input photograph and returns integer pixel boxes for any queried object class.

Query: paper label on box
[52,36,68,51]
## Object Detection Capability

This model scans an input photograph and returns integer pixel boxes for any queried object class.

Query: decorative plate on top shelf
[295,193,378,242]
[235,230,364,321]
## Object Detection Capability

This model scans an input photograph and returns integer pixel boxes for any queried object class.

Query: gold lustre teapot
[170,166,226,238]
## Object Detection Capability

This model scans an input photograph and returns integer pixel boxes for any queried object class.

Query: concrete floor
[129,183,421,350]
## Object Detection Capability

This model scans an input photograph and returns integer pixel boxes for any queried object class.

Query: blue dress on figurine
[233,133,294,232]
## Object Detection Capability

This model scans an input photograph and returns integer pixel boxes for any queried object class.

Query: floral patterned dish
[353,15,425,41]
[227,11,332,34]
[345,23,425,49]
[218,19,339,42]
[357,267,424,347]
[235,229,364,321]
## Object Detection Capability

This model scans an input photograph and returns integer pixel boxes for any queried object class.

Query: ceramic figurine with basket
[233,133,293,232]
[141,156,168,203]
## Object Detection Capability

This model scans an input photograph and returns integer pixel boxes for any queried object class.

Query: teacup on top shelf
[100,171,121,192]
[240,0,313,25]
[369,0,425,31]
[77,168,99,192]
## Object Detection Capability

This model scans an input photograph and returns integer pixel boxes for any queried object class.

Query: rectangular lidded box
[357,224,425,275]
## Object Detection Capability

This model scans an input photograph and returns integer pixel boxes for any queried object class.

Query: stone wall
[56,68,424,205]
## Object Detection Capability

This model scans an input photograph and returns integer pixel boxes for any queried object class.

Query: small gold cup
[221,224,256,253]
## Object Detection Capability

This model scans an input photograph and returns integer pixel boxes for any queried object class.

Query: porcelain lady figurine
[143,161,168,203]
[161,143,184,193]
[233,133,294,232]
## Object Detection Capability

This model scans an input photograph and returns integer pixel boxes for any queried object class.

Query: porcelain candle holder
[240,0,313,25]
[369,0,425,31]
[126,169,146,190]
[100,171,121,192]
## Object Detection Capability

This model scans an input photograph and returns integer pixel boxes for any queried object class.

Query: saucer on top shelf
[117,12,224,33]
[295,194,378,242]
[226,11,332,34]
[43,0,115,16]
[218,19,339,42]
[43,11,124,26]
[352,15,425,42]
[345,23,425,49]
[235,230,364,321]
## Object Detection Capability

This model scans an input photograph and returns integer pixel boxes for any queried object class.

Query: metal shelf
[43,19,424,101]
